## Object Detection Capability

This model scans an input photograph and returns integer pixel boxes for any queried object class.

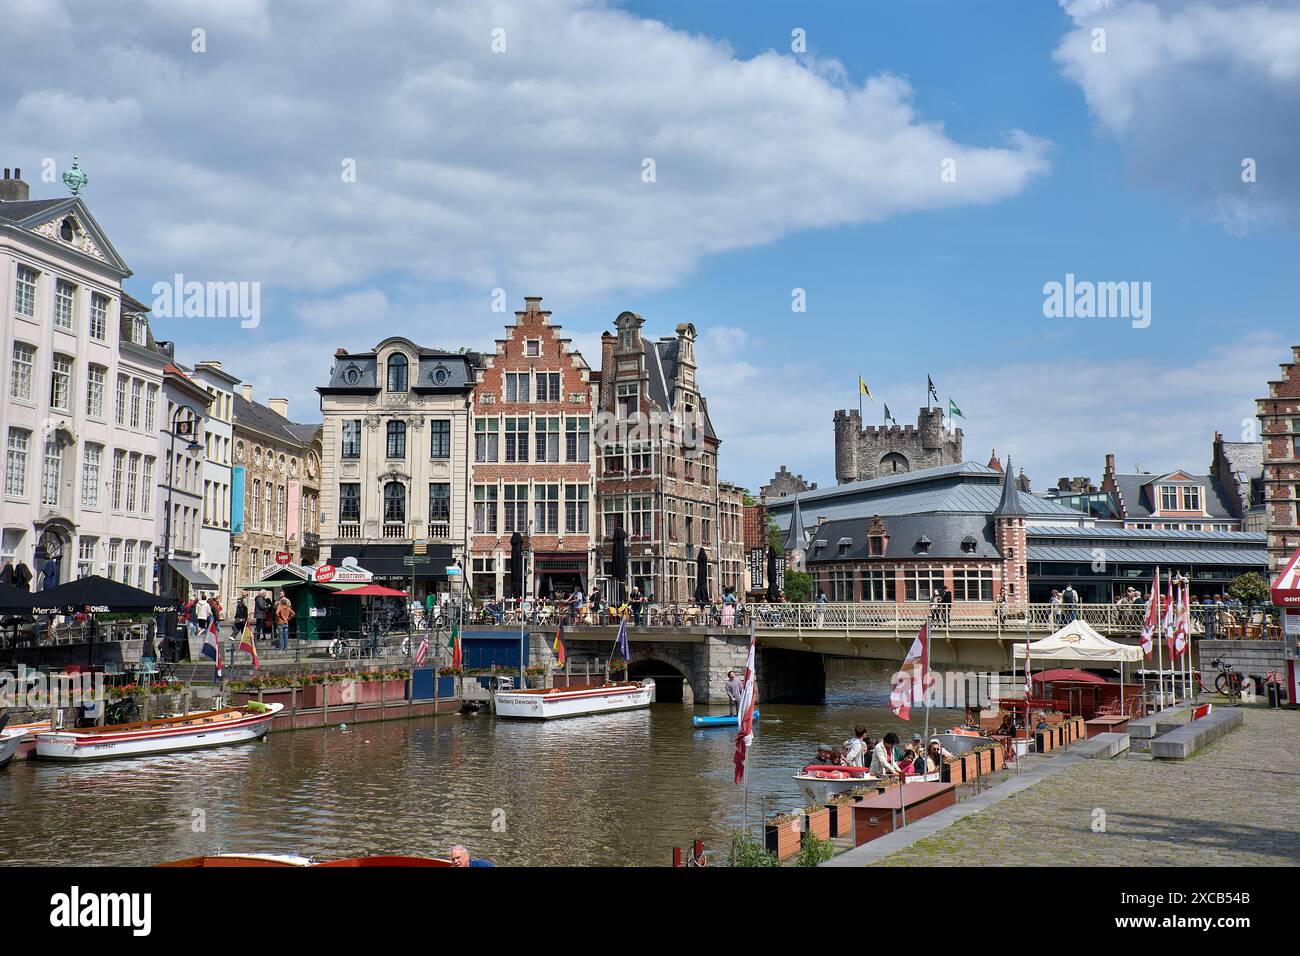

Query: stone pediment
[33,212,109,264]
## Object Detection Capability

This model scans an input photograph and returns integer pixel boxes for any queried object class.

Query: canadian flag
[1173,577,1190,658]
[1139,567,1159,656]
[889,623,931,721]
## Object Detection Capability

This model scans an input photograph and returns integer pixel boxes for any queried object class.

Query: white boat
[493,680,655,719]
[35,703,282,761]
[794,766,882,805]
[0,728,25,769]
[934,729,998,756]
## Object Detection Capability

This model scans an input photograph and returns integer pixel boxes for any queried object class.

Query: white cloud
[1055,0,1300,232]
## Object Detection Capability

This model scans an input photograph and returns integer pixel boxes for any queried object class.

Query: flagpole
[1155,567,1164,708]
[922,622,931,778]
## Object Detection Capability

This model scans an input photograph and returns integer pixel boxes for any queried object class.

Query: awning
[1012,619,1144,663]
[1270,546,1300,605]
[171,560,219,589]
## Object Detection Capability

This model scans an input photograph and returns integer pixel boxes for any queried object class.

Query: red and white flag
[416,630,429,666]
[1139,567,1160,656]
[889,622,931,721]
[1162,573,1177,655]
[733,623,758,785]
[1173,577,1190,658]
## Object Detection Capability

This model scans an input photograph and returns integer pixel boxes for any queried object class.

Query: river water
[0,659,964,867]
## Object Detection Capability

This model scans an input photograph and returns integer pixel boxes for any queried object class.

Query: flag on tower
[927,375,939,403]
[884,403,896,425]
[858,376,873,400]
[948,398,964,419]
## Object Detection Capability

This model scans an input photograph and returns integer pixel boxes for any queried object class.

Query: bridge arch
[627,649,696,705]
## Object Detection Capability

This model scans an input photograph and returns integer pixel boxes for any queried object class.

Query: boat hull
[0,730,23,769]
[35,704,282,761]
[692,709,760,727]
[494,680,654,719]
[794,770,880,805]
[934,731,997,756]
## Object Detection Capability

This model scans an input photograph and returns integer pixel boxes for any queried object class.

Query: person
[254,590,271,642]
[942,585,953,625]
[630,585,645,627]
[870,732,902,779]
[568,587,584,626]
[897,746,920,777]
[923,738,952,773]
[721,587,737,627]
[1062,582,1079,623]
[210,595,223,624]
[843,725,869,770]
[194,593,212,635]
[449,844,495,867]
[928,589,941,624]
[274,595,295,650]
[724,670,742,716]
[1049,589,1062,626]
[815,588,827,626]
[995,588,1007,625]
[232,595,248,641]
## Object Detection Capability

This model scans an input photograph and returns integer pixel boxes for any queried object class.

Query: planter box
[977,748,993,775]
[825,802,853,838]
[961,752,979,780]
[354,679,407,704]
[1035,729,1053,753]
[941,759,963,784]
[804,807,831,842]
[992,746,1005,771]
[764,818,801,861]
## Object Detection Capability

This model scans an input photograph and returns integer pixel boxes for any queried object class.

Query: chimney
[0,168,29,202]
[241,384,253,402]
[268,398,288,418]
[199,360,222,369]
[334,348,348,357]
[524,296,542,314]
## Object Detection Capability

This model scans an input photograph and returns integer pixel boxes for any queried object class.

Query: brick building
[833,404,962,484]
[718,480,746,595]
[595,312,722,603]
[1099,453,1242,532]
[1209,430,1265,533]
[469,297,597,601]
[758,465,815,499]
[1257,346,1300,570]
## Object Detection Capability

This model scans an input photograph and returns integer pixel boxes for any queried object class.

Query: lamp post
[159,404,205,644]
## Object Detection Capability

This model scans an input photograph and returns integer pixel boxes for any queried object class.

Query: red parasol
[1031,668,1105,684]
[335,584,410,597]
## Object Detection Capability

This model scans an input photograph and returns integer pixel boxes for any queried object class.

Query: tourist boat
[934,726,998,756]
[794,764,879,805]
[0,728,25,769]
[493,680,655,719]
[2,719,51,762]
[158,853,451,867]
[691,709,759,728]
[34,703,282,761]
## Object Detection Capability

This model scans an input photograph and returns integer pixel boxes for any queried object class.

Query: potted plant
[763,812,802,862]
[796,832,836,867]
[803,802,831,842]
[524,664,549,689]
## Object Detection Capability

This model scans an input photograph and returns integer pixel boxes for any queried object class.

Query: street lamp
[160,404,205,638]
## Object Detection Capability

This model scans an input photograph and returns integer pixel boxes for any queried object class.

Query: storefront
[328,543,454,604]
[241,559,375,641]
[533,552,588,601]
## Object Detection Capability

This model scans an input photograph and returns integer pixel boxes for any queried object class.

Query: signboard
[446,566,462,576]
[748,548,766,588]
[1270,547,1300,606]
[314,564,337,583]
[330,556,374,583]
[275,552,292,566]
[403,555,432,566]
[1284,609,1300,639]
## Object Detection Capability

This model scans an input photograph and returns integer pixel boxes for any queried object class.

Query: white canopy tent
[1013,619,1144,718]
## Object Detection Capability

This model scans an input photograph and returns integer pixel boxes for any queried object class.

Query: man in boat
[870,732,903,779]
[724,670,742,715]
[449,845,495,867]
[843,725,869,771]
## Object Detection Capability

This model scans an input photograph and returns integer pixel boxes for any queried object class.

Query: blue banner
[231,465,245,533]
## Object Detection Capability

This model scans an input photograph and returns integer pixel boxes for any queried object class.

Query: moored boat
[691,709,759,728]
[794,764,879,805]
[157,853,452,867]
[0,728,25,769]
[35,703,282,761]
[934,726,998,756]
[493,680,655,719]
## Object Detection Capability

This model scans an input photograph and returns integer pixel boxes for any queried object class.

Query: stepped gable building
[468,296,596,601]
[1210,430,1265,533]
[595,312,722,603]
[759,465,815,500]
[832,404,962,484]
[1257,346,1300,569]
[318,336,476,599]
[1099,453,1242,532]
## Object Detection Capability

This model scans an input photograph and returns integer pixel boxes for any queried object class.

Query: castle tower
[993,456,1028,606]
[831,405,963,484]
[833,409,861,484]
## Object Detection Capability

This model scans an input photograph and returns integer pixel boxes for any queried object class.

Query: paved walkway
[856,707,1299,867]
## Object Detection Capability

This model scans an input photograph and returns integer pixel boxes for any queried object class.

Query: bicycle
[1203,657,1245,701]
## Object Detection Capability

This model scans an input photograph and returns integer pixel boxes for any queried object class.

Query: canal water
[0,659,963,866]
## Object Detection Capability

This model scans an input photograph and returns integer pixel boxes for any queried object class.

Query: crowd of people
[175,590,296,651]
[835,725,955,780]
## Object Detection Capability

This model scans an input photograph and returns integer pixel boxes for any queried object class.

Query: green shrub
[796,832,835,867]
[730,828,778,867]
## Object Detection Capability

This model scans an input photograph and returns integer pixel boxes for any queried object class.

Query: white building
[154,357,217,601]
[0,167,164,589]
[188,359,239,608]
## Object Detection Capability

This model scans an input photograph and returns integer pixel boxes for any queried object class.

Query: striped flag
[889,622,931,721]
[201,617,222,678]
[239,622,260,671]
[733,621,757,784]
[1139,567,1159,656]
[553,620,567,667]
[1162,574,1177,655]
[448,620,462,670]
[1023,636,1032,698]
[416,629,429,666]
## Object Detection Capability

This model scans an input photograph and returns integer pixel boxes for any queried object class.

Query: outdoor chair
[138,656,159,681]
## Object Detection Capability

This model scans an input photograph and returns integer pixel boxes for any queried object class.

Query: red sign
[314,564,336,583]
[275,551,292,566]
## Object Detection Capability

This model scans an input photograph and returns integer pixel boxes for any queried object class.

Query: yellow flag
[859,376,873,400]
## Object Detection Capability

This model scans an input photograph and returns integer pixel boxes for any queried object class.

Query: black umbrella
[694,548,710,605]
[612,526,629,606]
[509,532,524,602]
[28,575,178,616]
[766,546,780,602]
[0,580,32,613]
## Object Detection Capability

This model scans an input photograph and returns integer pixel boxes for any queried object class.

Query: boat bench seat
[1151,708,1243,760]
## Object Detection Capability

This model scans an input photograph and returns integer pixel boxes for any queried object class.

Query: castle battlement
[833,404,962,484]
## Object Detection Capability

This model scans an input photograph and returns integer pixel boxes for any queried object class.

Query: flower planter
[354,679,407,704]
[977,748,992,775]
[941,759,963,784]
[992,746,1005,771]
[961,752,979,780]
[804,807,831,842]
[764,817,802,861]
[1035,729,1053,753]
[825,802,854,838]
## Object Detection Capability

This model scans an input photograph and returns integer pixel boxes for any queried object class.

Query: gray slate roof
[0,199,66,223]
[805,514,1000,562]
[1025,525,1265,546]
[319,337,478,394]
[1027,546,1267,568]
[644,337,717,441]
[1112,473,1236,519]
[234,395,317,447]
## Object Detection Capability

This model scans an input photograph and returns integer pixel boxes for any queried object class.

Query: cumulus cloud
[1055,0,1300,233]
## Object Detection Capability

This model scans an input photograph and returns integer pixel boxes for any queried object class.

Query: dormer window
[386,353,408,392]
[342,364,362,386]
[961,535,978,554]
[915,535,931,554]
[1159,485,1177,511]
[1183,486,1201,511]
[837,536,852,556]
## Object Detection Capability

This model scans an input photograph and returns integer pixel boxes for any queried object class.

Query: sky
[4,0,1299,492]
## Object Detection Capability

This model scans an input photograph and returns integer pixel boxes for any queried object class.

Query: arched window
[880,452,909,474]
[387,353,408,392]
[384,482,406,523]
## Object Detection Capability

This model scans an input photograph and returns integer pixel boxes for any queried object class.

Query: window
[141,457,153,514]
[475,418,499,462]
[904,569,945,602]
[565,416,589,462]
[137,543,151,589]
[383,481,406,524]
[144,385,157,432]
[429,419,451,458]
[630,443,652,474]
[90,293,109,340]
[125,453,140,513]
[4,430,29,497]
[474,485,498,534]
[129,379,143,429]
[50,354,72,411]
[534,483,559,534]
[341,419,361,458]
[828,569,854,602]
[339,483,361,522]
[630,495,653,539]
[952,568,993,602]
[85,365,105,417]
[860,569,896,602]
[82,444,102,508]
[537,372,561,403]
[78,538,97,578]
[1160,485,1177,511]
[386,420,406,458]
[504,484,529,532]
[701,504,713,543]
[565,484,589,534]
[1183,486,1201,511]
[40,439,61,508]
[504,373,530,403]
[525,339,540,357]
[115,375,128,425]
[15,265,38,317]
[603,444,624,476]
[251,478,262,530]
[505,417,529,463]
[603,496,624,537]
[386,353,408,392]
[10,343,34,401]
[111,450,126,510]
[107,540,120,583]
[277,485,286,534]
[121,542,135,584]
[534,416,559,462]
[617,382,638,419]
[54,279,76,330]
[428,483,451,523]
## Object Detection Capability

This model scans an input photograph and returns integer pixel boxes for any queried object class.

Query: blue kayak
[692,710,759,728]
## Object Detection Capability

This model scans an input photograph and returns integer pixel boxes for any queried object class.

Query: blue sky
[5,0,1298,490]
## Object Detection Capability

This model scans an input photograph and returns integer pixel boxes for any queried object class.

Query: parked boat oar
[691,710,759,728]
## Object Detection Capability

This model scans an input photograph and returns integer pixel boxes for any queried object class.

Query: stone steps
[1073,732,1129,759]
[1151,707,1243,760]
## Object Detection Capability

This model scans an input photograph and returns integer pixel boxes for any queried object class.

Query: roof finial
[62,156,87,196]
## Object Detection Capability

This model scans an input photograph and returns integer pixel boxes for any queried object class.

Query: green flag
[447,620,459,650]
[948,398,964,418]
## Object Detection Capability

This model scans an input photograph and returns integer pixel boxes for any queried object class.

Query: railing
[382,522,406,539]
[338,522,361,539]
[427,521,450,539]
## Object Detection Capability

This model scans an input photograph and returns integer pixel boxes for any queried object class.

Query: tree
[1227,572,1269,608]
[766,516,784,552]
[785,570,812,603]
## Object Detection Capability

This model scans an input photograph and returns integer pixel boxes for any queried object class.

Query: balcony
[427,521,450,540]
[383,522,407,539]
[339,521,361,539]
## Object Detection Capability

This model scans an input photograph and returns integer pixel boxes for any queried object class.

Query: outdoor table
[852,781,956,847]
[1085,714,1129,738]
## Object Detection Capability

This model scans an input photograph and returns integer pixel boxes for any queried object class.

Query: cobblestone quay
[876,708,1300,867]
